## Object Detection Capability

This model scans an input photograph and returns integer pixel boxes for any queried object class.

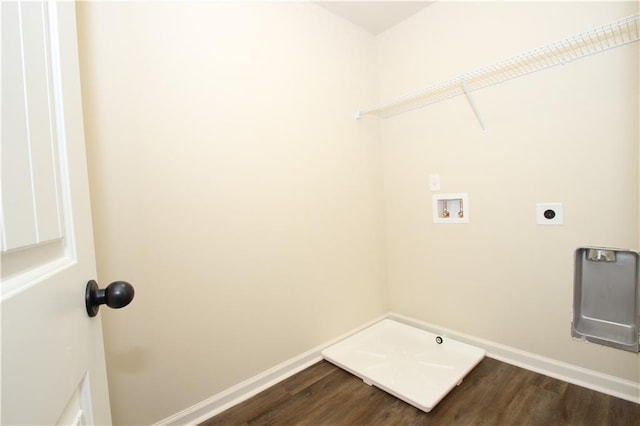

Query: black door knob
[85,280,135,317]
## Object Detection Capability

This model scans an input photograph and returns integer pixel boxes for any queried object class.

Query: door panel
[1,1,112,424]
[1,0,39,250]
[1,0,62,253]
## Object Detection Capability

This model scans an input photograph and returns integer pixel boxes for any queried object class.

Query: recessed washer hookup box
[572,247,639,352]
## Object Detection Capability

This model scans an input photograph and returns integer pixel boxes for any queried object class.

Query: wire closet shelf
[356,13,640,120]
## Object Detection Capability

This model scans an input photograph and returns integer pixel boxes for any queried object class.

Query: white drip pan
[322,319,485,412]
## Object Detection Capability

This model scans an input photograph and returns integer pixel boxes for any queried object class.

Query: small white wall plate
[536,203,563,225]
[429,174,441,192]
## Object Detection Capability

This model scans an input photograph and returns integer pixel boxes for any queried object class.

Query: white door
[2,1,113,424]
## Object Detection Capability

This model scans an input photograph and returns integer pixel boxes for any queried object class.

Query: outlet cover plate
[536,203,563,225]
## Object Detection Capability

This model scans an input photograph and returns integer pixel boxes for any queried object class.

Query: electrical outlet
[536,203,563,225]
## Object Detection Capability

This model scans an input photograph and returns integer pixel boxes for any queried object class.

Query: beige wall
[379,1,639,381]
[77,3,386,424]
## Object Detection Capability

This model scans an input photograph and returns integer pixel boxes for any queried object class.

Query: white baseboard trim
[154,314,387,426]
[387,312,640,405]
[156,312,638,425]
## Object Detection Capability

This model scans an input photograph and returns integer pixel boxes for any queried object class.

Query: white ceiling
[316,1,433,35]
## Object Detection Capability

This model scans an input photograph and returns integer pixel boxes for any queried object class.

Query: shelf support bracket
[461,79,487,135]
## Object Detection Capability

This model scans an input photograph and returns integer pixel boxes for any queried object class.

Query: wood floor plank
[247,368,360,425]
[200,359,640,426]
[280,360,338,396]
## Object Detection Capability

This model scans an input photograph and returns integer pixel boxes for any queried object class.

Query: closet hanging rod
[355,13,640,120]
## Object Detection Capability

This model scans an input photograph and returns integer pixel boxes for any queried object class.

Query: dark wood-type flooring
[200,358,640,426]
